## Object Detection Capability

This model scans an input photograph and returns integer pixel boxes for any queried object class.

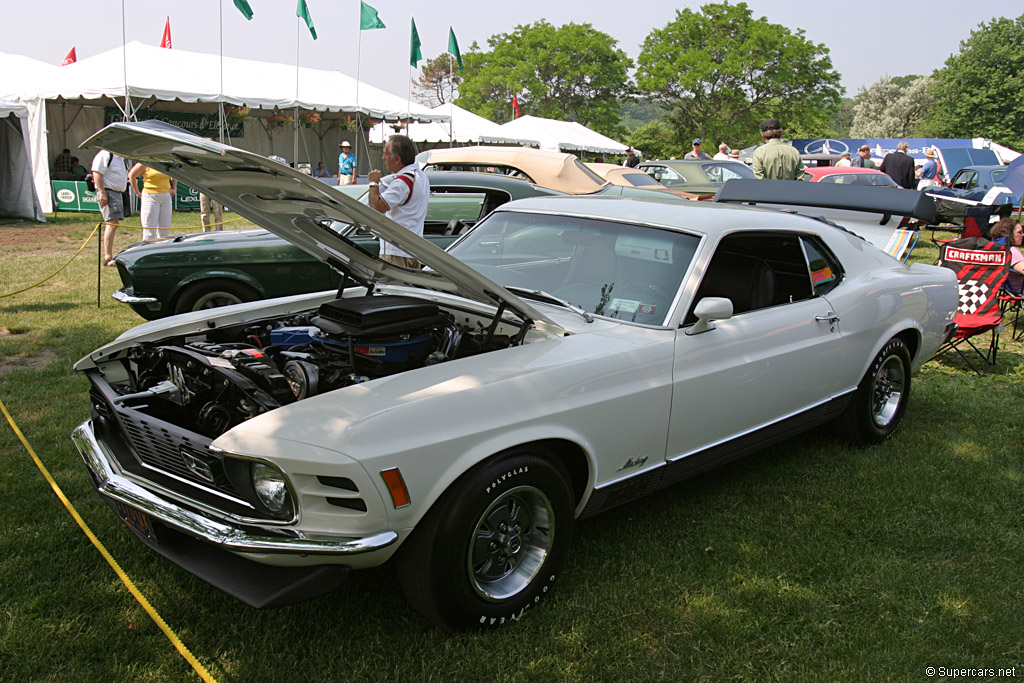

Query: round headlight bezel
[250,461,295,519]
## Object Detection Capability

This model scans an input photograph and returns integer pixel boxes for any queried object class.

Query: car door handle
[815,313,840,323]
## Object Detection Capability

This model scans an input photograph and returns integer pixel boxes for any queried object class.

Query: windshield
[448,211,700,325]
[817,172,898,187]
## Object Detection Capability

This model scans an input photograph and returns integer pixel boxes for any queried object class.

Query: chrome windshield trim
[72,421,397,556]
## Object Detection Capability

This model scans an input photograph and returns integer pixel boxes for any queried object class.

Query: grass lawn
[2,212,1023,682]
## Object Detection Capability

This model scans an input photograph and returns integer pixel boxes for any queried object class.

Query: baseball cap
[692,138,702,145]
[859,145,871,152]
[759,119,781,132]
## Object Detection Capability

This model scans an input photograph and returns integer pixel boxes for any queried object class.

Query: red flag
[61,47,77,66]
[160,17,172,48]
[512,93,520,119]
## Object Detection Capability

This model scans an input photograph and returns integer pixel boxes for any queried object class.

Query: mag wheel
[839,338,911,445]
[396,449,574,631]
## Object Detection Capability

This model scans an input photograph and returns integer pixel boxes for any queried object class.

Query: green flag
[232,0,253,20]
[296,0,316,40]
[410,18,422,67]
[448,27,462,71]
[359,1,385,30]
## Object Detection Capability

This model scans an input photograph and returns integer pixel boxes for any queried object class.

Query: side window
[685,232,824,324]
[964,172,979,190]
[801,236,843,296]
[642,165,683,186]
[951,171,973,190]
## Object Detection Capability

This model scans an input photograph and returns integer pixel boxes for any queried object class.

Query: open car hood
[85,121,566,334]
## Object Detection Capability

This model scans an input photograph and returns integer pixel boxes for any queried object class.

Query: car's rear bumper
[112,288,158,304]
[71,419,399,607]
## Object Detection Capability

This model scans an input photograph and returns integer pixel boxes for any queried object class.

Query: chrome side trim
[112,289,158,304]
[72,421,397,556]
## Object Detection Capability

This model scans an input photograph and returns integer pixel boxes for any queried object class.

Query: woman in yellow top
[128,163,177,240]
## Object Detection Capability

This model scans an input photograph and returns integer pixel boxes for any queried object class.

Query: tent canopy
[370,104,537,146]
[21,42,446,123]
[495,115,627,155]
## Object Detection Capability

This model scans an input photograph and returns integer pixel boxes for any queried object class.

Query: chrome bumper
[111,288,158,304]
[71,420,398,556]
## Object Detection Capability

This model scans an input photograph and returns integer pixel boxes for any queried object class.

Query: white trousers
[141,192,172,240]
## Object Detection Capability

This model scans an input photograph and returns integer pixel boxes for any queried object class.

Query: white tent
[13,42,448,122]
[495,115,627,155]
[369,104,537,147]
[0,52,63,215]
[1,43,450,213]
[0,99,44,221]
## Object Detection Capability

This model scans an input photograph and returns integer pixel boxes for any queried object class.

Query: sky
[2,0,1020,103]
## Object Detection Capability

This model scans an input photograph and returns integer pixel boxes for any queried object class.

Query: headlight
[251,462,293,518]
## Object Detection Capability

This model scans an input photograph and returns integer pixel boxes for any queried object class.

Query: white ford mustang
[72,122,958,630]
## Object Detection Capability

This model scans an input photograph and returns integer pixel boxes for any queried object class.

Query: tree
[635,2,841,148]
[925,15,1024,150]
[412,53,462,108]
[849,75,935,138]
[455,21,632,136]
[626,121,684,161]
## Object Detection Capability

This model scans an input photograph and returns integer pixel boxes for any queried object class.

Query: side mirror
[685,297,733,335]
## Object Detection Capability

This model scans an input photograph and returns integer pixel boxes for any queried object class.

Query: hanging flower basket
[361,118,380,130]
[226,105,250,122]
[265,112,294,131]
[300,111,322,127]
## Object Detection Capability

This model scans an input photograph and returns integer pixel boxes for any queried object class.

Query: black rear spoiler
[714,179,937,223]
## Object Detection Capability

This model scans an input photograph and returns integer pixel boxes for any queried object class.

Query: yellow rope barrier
[0,222,103,299]
[0,397,219,683]
[0,216,246,299]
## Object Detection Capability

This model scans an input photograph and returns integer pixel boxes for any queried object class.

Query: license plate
[114,501,157,542]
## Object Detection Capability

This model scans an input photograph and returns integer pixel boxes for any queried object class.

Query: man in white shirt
[367,134,430,269]
[713,143,731,160]
[91,150,129,265]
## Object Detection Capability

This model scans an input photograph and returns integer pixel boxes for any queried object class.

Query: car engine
[102,294,517,438]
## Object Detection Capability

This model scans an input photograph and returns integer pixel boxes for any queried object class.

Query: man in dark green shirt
[751,119,805,180]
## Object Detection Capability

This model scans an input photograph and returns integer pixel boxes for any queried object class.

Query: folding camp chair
[1000,289,1024,341]
[882,229,920,263]
[931,237,1011,375]
[930,204,1003,251]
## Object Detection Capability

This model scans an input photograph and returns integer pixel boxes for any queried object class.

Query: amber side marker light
[380,468,411,508]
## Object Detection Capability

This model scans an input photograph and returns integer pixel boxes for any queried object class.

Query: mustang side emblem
[616,456,648,472]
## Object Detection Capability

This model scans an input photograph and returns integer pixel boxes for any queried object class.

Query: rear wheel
[396,449,574,631]
[838,338,911,445]
[174,280,259,315]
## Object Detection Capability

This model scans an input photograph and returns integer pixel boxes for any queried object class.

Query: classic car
[588,162,710,201]
[637,159,755,197]
[112,171,562,319]
[924,165,1019,225]
[418,145,609,194]
[72,122,958,631]
[801,167,900,187]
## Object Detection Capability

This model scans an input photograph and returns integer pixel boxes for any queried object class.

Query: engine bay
[98,294,527,438]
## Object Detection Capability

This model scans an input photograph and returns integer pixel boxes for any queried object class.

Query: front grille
[118,409,231,491]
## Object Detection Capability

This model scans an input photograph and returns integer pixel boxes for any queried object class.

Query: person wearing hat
[917,148,942,189]
[729,149,741,160]
[338,141,357,186]
[751,119,804,180]
[623,147,640,168]
[836,151,852,167]
[684,138,712,160]
[879,141,916,189]
[850,144,877,169]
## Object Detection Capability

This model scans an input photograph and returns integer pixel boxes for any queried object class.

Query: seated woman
[989,217,1024,294]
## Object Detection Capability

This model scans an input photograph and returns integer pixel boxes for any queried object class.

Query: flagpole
[355,17,363,178]
[448,52,454,147]
[121,0,130,120]
[294,19,300,168]
[219,0,225,144]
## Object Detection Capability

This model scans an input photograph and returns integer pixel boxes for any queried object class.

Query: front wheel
[396,449,575,631]
[837,338,912,445]
[173,279,259,315]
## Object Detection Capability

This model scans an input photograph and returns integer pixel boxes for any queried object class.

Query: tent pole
[218,0,225,143]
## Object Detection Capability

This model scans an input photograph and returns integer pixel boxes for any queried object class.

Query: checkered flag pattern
[958,280,989,315]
